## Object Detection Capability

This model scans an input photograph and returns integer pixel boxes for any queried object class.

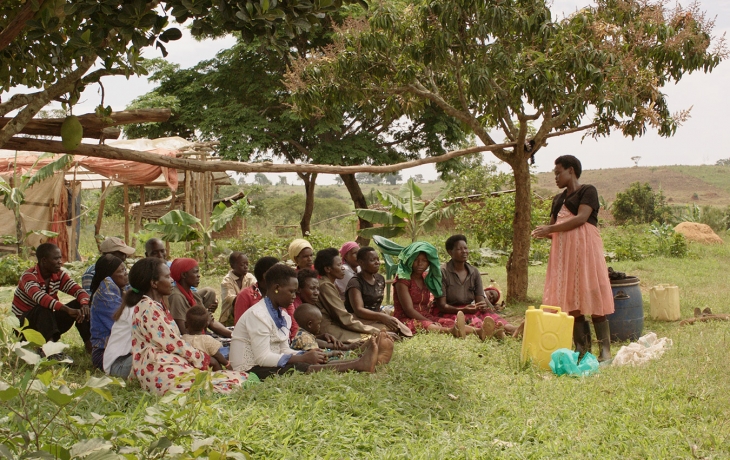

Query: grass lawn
[2,238,729,458]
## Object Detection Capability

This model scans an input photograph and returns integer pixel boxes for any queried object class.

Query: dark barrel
[607,276,644,342]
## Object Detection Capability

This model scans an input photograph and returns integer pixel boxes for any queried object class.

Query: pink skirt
[542,206,614,317]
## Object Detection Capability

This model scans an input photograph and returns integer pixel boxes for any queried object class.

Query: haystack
[674,222,723,244]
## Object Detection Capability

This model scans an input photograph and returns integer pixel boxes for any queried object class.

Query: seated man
[81,236,135,295]
[219,252,256,326]
[12,243,92,355]
[144,237,167,261]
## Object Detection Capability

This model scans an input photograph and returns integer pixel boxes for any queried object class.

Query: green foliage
[0,255,35,286]
[602,224,689,261]
[356,179,458,242]
[145,198,251,264]
[674,204,730,232]
[611,182,672,225]
[649,223,689,258]
[456,193,551,252]
[444,156,513,197]
[0,312,252,458]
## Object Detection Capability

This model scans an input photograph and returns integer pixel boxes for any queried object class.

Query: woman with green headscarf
[393,242,485,338]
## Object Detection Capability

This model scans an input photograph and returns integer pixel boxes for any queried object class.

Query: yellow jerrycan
[649,284,681,321]
[520,305,574,370]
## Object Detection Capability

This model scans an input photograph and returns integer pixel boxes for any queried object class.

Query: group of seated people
[12,234,515,396]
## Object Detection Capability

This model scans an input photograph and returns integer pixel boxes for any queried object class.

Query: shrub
[0,254,34,286]
[602,224,689,261]
[611,182,672,224]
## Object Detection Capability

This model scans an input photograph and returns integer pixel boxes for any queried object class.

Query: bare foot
[353,338,379,373]
[453,311,466,338]
[493,327,506,340]
[376,331,394,365]
[478,317,496,341]
[512,320,525,338]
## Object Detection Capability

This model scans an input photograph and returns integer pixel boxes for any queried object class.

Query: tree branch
[0,0,48,51]
[0,54,97,147]
[4,137,517,174]
[402,81,502,158]
[284,138,313,159]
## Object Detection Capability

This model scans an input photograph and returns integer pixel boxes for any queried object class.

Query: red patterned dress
[393,277,456,334]
[131,296,256,395]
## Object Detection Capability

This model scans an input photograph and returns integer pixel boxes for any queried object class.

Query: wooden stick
[95,181,107,237]
[123,185,129,244]
[0,108,169,139]
[133,185,145,247]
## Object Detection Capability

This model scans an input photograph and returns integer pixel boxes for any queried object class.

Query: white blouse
[228,298,298,371]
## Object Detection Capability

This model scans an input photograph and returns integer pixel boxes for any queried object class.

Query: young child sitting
[292,303,361,356]
[182,306,231,371]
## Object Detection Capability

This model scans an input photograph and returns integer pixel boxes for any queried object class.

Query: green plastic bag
[550,348,600,377]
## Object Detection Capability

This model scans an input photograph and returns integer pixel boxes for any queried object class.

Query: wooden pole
[0,108,170,139]
[123,185,129,244]
[132,185,145,247]
[184,170,191,253]
[95,181,106,238]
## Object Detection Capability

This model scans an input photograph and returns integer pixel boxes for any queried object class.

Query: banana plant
[145,197,251,266]
[0,153,72,256]
[355,179,459,242]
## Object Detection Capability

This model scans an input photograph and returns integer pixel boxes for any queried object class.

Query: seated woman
[228,264,382,379]
[89,254,128,370]
[296,268,357,349]
[128,257,255,394]
[433,235,518,337]
[345,247,411,337]
[288,239,314,271]
[394,242,491,339]
[334,241,359,300]
[233,256,279,325]
[168,258,230,338]
[314,248,386,343]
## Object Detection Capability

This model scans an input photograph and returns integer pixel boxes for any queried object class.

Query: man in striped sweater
[12,243,92,353]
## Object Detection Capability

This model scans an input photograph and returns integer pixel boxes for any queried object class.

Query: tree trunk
[506,159,532,302]
[340,173,372,245]
[299,172,317,236]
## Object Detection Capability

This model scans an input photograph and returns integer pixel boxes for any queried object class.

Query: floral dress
[131,296,256,395]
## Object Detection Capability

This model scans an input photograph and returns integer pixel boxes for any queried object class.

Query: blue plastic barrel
[607,276,644,342]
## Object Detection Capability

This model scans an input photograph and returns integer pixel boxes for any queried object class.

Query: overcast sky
[4,0,728,184]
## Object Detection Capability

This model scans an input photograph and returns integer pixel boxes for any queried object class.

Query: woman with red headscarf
[167,258,230,338]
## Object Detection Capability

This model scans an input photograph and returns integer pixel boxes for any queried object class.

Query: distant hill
[534,165,730,207]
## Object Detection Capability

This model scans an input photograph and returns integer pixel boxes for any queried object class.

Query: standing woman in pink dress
[531,155,614,362]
